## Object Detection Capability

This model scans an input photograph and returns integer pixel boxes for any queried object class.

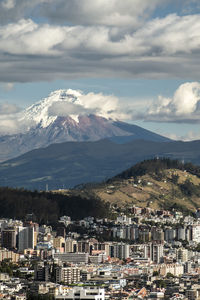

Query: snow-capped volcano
[22,89,83,128]
[21,89,120,130]
[0,89,170,162]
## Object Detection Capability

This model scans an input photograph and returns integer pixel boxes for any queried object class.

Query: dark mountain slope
[0,139,200,190]
[109,121,170,143]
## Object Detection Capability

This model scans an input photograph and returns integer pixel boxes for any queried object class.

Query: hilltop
[73,158,200,213]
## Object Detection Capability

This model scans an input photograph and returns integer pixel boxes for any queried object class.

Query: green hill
[83,158,200,213]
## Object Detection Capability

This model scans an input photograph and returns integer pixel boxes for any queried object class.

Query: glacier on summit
[19,89,121,131]
[0,89,169,162]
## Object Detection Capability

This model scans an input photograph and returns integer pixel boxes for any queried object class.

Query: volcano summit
[0,89,169,162]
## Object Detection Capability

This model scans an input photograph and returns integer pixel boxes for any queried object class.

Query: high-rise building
[18,226,35,252]
[1,229,16,250]
[109,243,130,260]
[151,227,164,243]
[176,226,186,241]
[164,227,176,242]
[34,261,51,281]
[176,248,188,263]
[144,243,163,264]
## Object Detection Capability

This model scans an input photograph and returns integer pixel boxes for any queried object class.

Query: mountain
[1,139,200,190]
[0,89,169,162]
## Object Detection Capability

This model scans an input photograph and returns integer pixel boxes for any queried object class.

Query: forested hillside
[0,187,110,224]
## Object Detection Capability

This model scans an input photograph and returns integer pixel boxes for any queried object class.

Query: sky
[1,0,200,140]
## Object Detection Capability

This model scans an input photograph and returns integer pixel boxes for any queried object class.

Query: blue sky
[0,0,200,140]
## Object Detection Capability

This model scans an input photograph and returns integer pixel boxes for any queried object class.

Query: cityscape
[1,0,200,299]
[1,204,200,299]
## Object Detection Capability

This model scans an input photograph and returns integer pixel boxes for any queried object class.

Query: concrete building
[34,261,51,281]
[144,243,163,263]
[151,227,164,243]
[18,226,35,252]
[109,243,130,260]
[176,248,188,263]
[54,252,89,264]
[54,236,66,252]
[56,287,105,300]
[1,229,16,250]
[0,249,20,262]
[159,263,184,277]
[55,267,80,285]
[65,239,78,253]
[164,228,176,242]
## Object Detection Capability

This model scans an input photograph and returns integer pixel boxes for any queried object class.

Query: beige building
[159,263,184,277]
[54,236,66,252]
[0,249,20,263]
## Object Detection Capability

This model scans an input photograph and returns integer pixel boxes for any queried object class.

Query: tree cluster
[0,187,111,225]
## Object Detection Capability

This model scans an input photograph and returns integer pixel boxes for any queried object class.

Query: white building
[56,287,105,300]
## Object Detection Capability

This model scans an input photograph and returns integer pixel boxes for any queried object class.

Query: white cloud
[2,0,16,10]
[0,103,21,115]
[0,13,200,82]
[144,82,200,123]
[48,91,129,120]
[0,82,14,91]
[181,131,200,141]
[48,101,95,117]
[164,131,200,141]
[0,0,162,27]
[0,104,34,135]
[40,0,162,28]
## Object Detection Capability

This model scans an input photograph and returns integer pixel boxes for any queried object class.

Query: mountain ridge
[1,138,200,191]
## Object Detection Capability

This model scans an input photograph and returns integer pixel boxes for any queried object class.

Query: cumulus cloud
[2,0,16,10]
[0,1,199,82]
[144,82,200,123]
[0,103,34,135]
[48,101,95,117]
[0,0,49,25]
[0,12,200,82]
[40,0,162,28]
[48,91,129,120]
[0,103,21,115]
[164,131,200,141]
[0,0,163,27]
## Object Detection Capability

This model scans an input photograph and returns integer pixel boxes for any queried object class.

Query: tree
[171,174,179,184]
